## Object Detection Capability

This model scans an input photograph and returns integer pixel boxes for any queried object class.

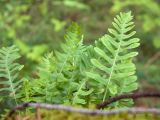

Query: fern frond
[19,53,59,103]
[71,45,97,105]
[55,22,83,73]
[86,12,140,107]
[53,23,94,105]
[22,31,91,104]
[35,53,58,103]
[0,45,23,105]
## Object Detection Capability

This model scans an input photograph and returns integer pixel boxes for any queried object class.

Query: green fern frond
[53,23,94,105]
[71,45,97,105]
[86,12,140,107]
[35,53,58,103]
[16,78,33,102]
[0,45,23,105]
[22,23,91,104]
[19,53,59,103]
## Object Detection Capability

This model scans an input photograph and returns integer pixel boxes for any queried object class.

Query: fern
[86,12,140,107]
[0,12,140,109]
[31,53,59,103]
[17,53,58,103]
[19,12,140,107]
[71,45,95,105]
[20,23,92,105]
[0,46,23,105]
[54,23,92,105]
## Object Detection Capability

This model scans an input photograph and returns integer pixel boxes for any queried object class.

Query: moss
[7,109,160,120]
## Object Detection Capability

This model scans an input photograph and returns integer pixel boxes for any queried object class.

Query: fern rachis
[103,14,135,101]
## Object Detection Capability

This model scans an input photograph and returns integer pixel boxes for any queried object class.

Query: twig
[97,92,160,109]
[144,51,160,68]
[5,102,160,120]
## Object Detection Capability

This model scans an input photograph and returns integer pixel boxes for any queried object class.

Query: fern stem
[103,24,125,102]
[103,42,121,102]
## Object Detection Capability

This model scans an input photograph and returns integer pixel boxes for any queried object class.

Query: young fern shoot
[86,12,140,107]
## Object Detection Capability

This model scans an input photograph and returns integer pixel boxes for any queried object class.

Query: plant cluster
[0,12,140,110]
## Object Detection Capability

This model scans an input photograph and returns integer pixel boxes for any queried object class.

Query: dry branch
[5,102,160,120]
[97,92,160,109]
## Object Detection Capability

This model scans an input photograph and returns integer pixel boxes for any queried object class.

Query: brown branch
[97,92,160,109]
[5,102,160,120]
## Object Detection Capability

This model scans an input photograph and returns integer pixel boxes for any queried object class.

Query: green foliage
[54,0,90,10]
[0,46,23,105]
[0,1,159,85]
[153,39,160,49]
[28,53,58,103]
[24,23,92,105]
[0,0,159,118]
[21,12,139,107]
[15,40,48,62]
[0,0,159,55]
[0,12,140,111]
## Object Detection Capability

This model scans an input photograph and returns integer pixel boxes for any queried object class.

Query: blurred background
[0,0,160,107]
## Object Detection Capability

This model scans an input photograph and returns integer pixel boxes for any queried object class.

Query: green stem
[102,23,125,102]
